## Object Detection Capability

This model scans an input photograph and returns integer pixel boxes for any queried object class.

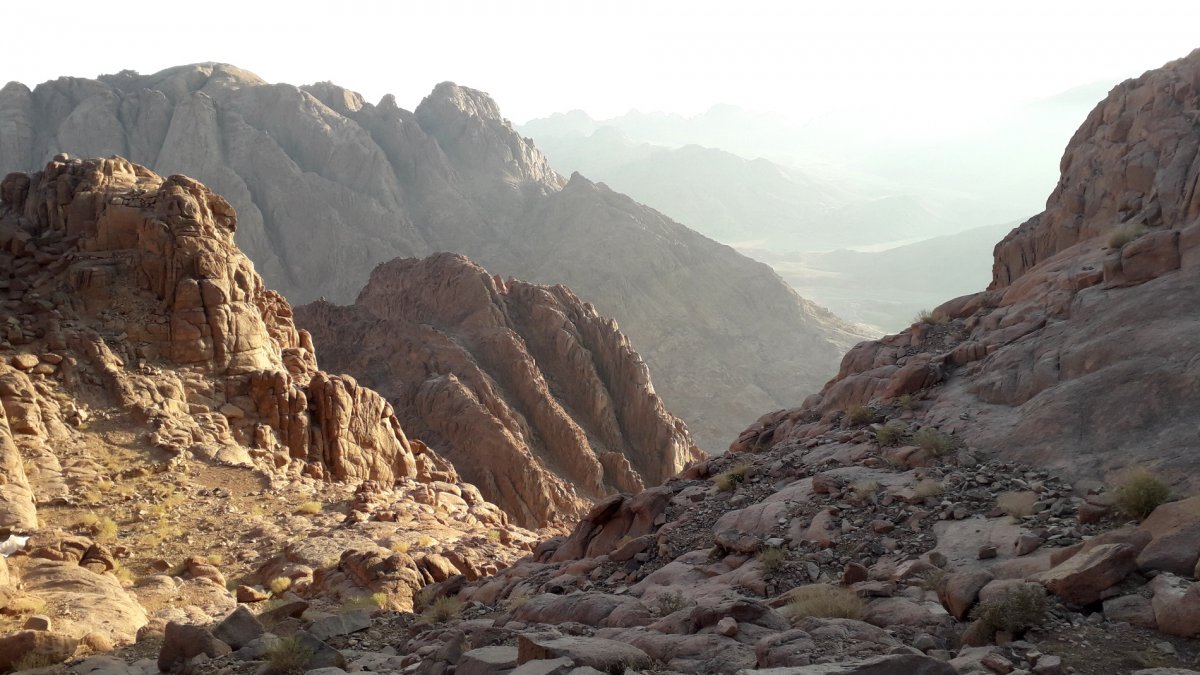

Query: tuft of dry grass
[1113,468,1170,521]
[997,491,1038,519]
[914,427,954,456]
[851,480,880,502]
[896,394,915,410]
[913,478,945,499]
[786,585,864,621]
[714,464,750,492]
[652,590,689,617]
[915,309,950,325]
[969,584,1047,639]
[341,592,388,612]
[1107,223,1148,249]
[874,423,905,447]
[269,577,292,596]
[845,404,873,426]
[758,546,787,573]
[390,541,411,554]
[295,501,321,515]
[265,636,314,675]
[421,595,462,623]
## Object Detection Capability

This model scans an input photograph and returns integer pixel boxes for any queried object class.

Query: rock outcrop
[0,64,869,453]
[733,48,1200,490]
[296,254,702,528]
[0,157,538,663]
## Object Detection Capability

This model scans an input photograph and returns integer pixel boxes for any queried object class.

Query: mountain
[0,64,870,453]
[754,222,1017,331]
[295,253,702,529]
[735,48,1200,490]
[0,157,539,663]
[527,128,955,252]
[522,85,1105,244]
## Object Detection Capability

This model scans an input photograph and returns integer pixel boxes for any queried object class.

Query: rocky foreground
[297,254,701,529]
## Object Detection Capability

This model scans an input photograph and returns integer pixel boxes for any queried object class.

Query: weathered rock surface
[0,64,869,454]
[732,48,1200,489]
[0,157,537,658]
[297,254,701,527]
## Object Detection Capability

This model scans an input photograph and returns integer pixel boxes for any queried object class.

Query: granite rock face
[297,253,703,528]
[732,48,1200,489]
[0,64,869,453]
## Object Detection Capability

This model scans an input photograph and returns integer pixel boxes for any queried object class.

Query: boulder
[1150,573,1200,637]
[1137,496,1200,576]
[0,630,79,671]
[459,645,519,675]
[516,633,651,671]
[212,606,265,650]
[1034,543,1137,605]
[937,569,993,620]
[157,622,231,672]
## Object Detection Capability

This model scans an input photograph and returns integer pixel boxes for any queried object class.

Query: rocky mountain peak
[733,48,1200,490]
[0,157,543,654]
[415,81,563,188]
[297,252,703,528]
[992,47,1200,288]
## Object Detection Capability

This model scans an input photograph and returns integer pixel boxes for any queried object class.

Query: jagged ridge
[296,253,703,528]
[0,64,870,454]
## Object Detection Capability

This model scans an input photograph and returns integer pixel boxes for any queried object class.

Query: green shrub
[914,427,954,456]
[875,423,904,447]
[969,584,1047,638]
[265,636,314,675]
[845,404,873,425]
[1113,468,1170,520]
[758,546,787,573]
[785,585,864,622]
[1108,223,1148,249]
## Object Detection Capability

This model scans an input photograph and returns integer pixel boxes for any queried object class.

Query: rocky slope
[0,64,870,453]
[295,254,702,529]
[0,157,542,669]
[734,48,1200,491]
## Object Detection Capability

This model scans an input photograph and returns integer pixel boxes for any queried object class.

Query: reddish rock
[1149,573,1200,638]
[938,569,994,620]
[1136,496,1200,576]
[1035,543,1138,605]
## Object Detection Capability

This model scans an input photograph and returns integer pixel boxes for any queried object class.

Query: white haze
[3,0,1198,131]
[5,0,1200,332]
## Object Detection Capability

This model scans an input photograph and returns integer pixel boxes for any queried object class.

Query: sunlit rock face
[297,253,704,529]
[0,64,869,453]
[732,48,1200,490]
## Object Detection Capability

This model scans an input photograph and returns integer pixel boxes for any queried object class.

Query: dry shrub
[845,404,873,425]
[758,546,787,573]
[1113,468,1170,521]
[914,427,954,456]
[421,596,462,623]
[997,491,1038,518]
[265,636,314,675]
[785,584,864,622]
[1107,223,1148,249]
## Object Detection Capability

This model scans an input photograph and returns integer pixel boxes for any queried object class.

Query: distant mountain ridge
[0,64,870,452]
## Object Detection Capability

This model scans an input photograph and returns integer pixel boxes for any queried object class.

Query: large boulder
[1034,543,1138,605]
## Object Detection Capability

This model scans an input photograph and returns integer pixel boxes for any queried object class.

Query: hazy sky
[4,0,1199,127]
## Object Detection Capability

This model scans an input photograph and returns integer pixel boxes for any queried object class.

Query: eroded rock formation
[0,157,538,660]
[732,48,1200,489]
[0,64,869,453]
[297,254,702,528]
